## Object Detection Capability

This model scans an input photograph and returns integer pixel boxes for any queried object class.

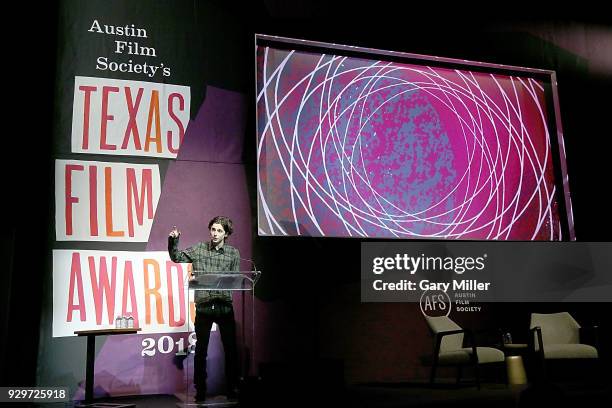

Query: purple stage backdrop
[87,86,253,398]
[256,40,571,240]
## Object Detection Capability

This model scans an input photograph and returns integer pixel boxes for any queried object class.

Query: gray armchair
[425,316,505,389]
[529,312,600,377]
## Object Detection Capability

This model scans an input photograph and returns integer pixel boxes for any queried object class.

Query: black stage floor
[30,379,611,408]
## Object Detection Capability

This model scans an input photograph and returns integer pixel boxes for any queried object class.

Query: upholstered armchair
[425,316,505,389]
[529,312,600,376]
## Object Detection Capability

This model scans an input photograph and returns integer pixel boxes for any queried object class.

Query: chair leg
[430,362,437,385]
[456,366,462,384]
[595,357,604,386]
[537,355,547,383]
[474,361,480,390]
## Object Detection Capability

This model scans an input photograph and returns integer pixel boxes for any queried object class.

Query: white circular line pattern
[257,47,561,240]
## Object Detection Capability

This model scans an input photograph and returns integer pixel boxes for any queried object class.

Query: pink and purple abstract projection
[257,47,562,240]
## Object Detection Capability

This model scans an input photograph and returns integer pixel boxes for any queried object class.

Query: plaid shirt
[168,236,240,303]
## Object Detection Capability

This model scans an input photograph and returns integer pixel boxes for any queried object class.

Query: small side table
[74,328,141,406]
[502,343,528,386]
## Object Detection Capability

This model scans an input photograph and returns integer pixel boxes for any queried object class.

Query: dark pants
[194,299,238,395]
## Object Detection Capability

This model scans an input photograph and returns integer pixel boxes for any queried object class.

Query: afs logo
[419,289,452,318]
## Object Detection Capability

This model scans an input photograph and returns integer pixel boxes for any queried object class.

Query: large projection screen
[256,35,574,241]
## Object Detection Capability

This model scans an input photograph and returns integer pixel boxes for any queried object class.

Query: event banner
[55,159,161,242]
[52,249,195,337]
[41,0,252,399]
[71,76,190,158]
[361,242,612,305]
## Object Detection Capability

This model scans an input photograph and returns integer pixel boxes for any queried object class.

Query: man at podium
[168,216,240,402]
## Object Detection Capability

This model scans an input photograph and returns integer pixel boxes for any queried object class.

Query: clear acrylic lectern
[179,270,260,407]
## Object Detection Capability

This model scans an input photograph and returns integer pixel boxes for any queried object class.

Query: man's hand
[169,226,181,238]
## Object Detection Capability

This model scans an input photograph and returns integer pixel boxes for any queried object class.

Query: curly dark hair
[208,215,233,236]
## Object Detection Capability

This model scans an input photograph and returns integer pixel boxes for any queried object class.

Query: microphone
[237,256,260,273]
